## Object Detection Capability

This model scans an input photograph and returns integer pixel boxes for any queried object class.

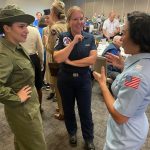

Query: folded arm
[65,50,97,67]
[54,34,84,63]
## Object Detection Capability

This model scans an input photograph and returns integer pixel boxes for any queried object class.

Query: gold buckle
[73,73,79,77]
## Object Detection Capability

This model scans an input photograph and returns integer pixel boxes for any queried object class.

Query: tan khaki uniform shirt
[47,20,67,58]
[44,20,67,84]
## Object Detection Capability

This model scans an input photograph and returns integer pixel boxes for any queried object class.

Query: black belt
[61,69,89,78]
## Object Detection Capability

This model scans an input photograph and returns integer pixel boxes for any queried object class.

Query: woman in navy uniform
[0,5,46,150]
[94,11,150,150]
[54,6,97,150]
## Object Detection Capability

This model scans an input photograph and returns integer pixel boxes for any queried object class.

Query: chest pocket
[76,41,91,58]
[14,59,34,83]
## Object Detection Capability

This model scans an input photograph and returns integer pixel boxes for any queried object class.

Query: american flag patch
[124,75,141,89]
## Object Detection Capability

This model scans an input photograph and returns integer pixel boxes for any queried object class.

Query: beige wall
[1,0,149,18]
[1,0,53,16]
[64,0,150,19]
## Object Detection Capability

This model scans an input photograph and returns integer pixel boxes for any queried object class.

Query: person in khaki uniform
[47,0,67,120]
[42,10,56,99]
[0,5,47,150]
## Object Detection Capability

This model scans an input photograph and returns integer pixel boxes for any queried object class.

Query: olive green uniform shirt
[0,37,46,150]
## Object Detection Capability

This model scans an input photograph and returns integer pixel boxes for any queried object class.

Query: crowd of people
[0,0,150,150]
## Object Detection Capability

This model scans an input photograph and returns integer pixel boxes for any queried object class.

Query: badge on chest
[63,37,72,46]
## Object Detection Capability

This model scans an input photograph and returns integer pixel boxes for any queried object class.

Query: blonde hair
[51,0,65,20]
[66,6,84,31]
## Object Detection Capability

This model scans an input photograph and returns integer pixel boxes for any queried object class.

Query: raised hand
[105,53,124,70]
[72,34,83,44]
[17,85,32,103]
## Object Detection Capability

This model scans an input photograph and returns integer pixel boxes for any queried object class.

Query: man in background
[103,11,120,40]
[33,11,42,27]
[102,35,122,80]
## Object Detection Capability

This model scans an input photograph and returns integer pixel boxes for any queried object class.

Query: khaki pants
[53,76,64,115]
[45,52,55,92]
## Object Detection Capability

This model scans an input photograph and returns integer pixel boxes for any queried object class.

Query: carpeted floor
[0,81,150,150]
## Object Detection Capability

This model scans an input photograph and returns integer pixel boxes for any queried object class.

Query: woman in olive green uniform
[0,5,47,150]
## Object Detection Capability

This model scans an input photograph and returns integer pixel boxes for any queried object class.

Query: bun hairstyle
[51,0,65,20]
[66,6,84,31]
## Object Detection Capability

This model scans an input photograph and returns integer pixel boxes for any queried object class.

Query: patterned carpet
[0,82,150,150]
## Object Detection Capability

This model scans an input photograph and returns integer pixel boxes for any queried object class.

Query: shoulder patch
[54,38,59,48]
[63,37,72,46]
[124,75,141,89]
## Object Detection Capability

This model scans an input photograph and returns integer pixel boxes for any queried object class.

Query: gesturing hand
[73,34,83,44]
[105,53,124,70]
[17,85,32,103]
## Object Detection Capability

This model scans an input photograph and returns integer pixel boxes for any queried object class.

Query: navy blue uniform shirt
[54,31,96,73]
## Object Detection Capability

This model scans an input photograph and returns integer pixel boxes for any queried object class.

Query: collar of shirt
[0,37,19,52]
[108,18,115,24]
[125,53,150,69]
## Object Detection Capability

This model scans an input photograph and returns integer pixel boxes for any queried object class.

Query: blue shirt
[102,43,121,74]
[102,43,120,56]
[32,19,39,27]
[104,53,150,150]
[38,27,43,38]
[54,31,96,73]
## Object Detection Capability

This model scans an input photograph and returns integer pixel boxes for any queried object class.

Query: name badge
[85,44,90,47]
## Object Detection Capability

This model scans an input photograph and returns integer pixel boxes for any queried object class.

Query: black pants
[57,70,94,141]
[29,54,43,90]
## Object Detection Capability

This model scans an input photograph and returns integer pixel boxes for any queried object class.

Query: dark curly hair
[127,11,150,53]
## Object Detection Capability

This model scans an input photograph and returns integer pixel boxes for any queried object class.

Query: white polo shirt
[103,18,120,35]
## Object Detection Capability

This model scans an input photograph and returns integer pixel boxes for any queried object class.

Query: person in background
[42,8,57,98]
[38,9,51,88]
[102,35,122,80]
[33,11,42,27]
[47,0,67,120]
[21,25,44,114]
[0,5,46,150]
[96,15,102,32]
[101,13,105,23]
[92,12,97,28]
[83,17,90,33]
[38,16,47,38]
[103,11,120,40]
[54,6,97,150]
[93,11,150,150]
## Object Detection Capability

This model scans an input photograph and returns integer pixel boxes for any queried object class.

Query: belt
[61,70,89,78]
[61,69,89,78]
[72,73,79,77]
